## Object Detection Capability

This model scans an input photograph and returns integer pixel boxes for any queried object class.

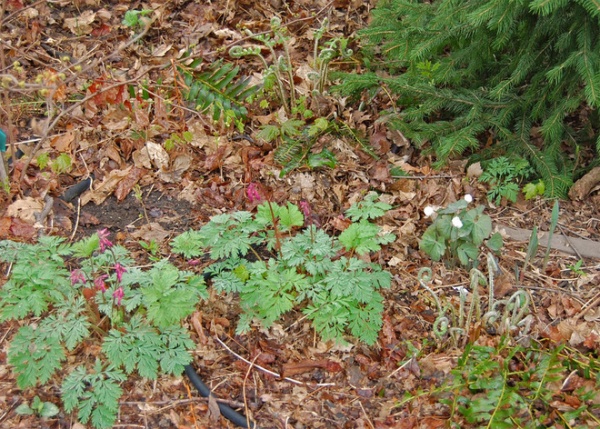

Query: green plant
[420,195,503,268]
[418,254,530,347]
[543,200,560,269]
[178,55,259,131]
[172,189,395,345]
[164,130,193,152]
[51,152,72,174]
[36,152,50,169]
[230,18,354,174]
[568,259,586,276]
[139,239,161,261]
[15,396,60,419]
[397,340,600,427]
[122,9,153,30]
[333,0,600,198]
[522,179,546,200]
[516,200,559,281]
[0,232,207,429]
[230,17,349,114]
[478,156,533,205]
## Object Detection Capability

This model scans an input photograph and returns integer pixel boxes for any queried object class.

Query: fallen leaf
[115,167,145,201]
[207,394,221,423]
[152,43,172,57]
[130,222,169,242]
[158,153,192,183]
[9,217,37,239]
[146,141,169,170]
[191,312,207,345]
[6,197,44,223]
[63,10,96,35]
[204,145,230,171]
[81,166,132,206]
[50,129,76,152]
[371,161,391,182]
[331,215,352,232]
[0,217,12,237]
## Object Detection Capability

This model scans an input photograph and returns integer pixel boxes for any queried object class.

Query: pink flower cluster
[68,229,128,306]
[246,183,262,203]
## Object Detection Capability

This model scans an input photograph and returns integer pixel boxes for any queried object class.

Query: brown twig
[574,290,600,322]
[242,353,260,429]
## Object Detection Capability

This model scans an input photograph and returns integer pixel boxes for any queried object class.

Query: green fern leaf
[179,59,259,123]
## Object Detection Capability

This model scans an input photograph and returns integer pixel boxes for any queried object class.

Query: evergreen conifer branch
[336,0,600,197]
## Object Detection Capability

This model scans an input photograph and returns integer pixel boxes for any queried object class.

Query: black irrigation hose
[184,364,258,428]
[61,176,93,202]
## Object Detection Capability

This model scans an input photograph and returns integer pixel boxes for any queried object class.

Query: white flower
[424,206,435,217]
[453,286,469,295]
[452,216,463,228]
[464,194,473,203]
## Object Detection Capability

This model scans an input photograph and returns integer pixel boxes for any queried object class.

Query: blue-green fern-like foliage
[335,0,600,198]
[179,58,260,123]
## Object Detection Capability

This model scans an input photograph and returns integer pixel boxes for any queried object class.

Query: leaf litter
[0,0,600,428]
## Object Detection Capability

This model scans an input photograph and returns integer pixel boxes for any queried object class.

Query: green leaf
[523,182,539,200]
[457,242,479,266]
[471,214,492,246]
[279,118,305,137]
[170,230,204,258]
[308,117,329,136]
[278,202,304,230]
[180,59,259,124]
[255,201,279,226]
[419,227,445,261]
[339,221,386,254]
[61,360,125,429]
[345,191,392,221]
[486,232,504,252]
[348,294,384,345]
[51,153,72,174]
[141,262,201,328]
[257,124,281,142]
[307,149,337,169]
[8,326,65,388]
[102,316,161,379]
[157,326,194,375]
[543,200,559,269]
[71,233,100,258]
[15,404,33,415]
[122,10,140,27]
[39,401,60,418]
[40,297,91,351]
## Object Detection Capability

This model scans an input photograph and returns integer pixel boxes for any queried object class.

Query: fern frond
[179,60,260,122]
[274,136,305,169]
[520,139,572,198]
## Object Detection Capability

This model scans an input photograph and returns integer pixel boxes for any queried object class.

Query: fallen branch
[497,224,600,260]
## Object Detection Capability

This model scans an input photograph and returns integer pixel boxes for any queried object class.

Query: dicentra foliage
[335,0,600,197]
[172,192,395,345]
[0,235,207,429]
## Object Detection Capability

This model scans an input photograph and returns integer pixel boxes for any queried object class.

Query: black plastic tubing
[184,364,258,428]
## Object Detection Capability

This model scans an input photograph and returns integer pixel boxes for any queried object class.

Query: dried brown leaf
[81,166,132,205]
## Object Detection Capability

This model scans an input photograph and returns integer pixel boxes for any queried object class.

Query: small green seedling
[122,9,153,30]
[140,239,161,261]
[568,259,585,276]
[15,396,59,418]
